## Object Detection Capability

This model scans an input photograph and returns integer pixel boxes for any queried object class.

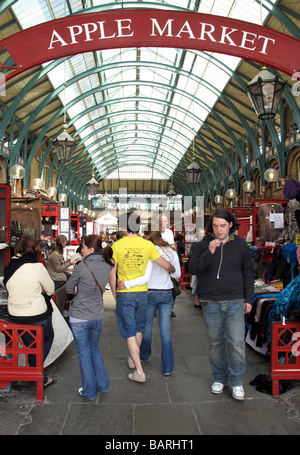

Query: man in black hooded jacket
[189,208,254,400]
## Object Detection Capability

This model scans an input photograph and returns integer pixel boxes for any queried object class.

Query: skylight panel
[11,0,279,182]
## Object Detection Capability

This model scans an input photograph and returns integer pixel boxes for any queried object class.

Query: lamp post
[58,193,67,205]
[242,181,255,203]
[214,195,223,206]
[31,178,43,197]
[246,67,286,120]
[47,187,57,201]
[264,168,279,198]
[10,164,25,197]
[225,188,236,208]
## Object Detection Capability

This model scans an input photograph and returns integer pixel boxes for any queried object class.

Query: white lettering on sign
[48,19,134,49]
[48,16,276,56]
[150,18,275,54]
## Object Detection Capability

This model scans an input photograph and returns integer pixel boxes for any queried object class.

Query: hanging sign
[59,206,70,240]
[0,9,299,80]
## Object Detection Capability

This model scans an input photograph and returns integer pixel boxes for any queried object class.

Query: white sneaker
[211,382,224,394]
[232,385,245,400]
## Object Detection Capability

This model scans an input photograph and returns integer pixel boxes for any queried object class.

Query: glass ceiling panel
[11,0,277,180]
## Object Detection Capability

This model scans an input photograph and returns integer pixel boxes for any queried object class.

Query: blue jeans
[70,319,109,399]
[140,290,174,375]
[116,291,148,338]
[202,301,245,387]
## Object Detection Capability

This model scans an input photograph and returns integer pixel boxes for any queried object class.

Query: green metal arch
[12,58,251,186]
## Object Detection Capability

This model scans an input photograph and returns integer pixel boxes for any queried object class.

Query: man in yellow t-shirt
[111,212,175,383]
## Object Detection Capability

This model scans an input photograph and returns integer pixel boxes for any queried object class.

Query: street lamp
[10,164,25,197]
[246,67,286,120]
[52,124,76,163]
[86,174,99,195]
[185,157,202,184]
[225,188,236,199]
[264,168,279,183]
[214,195,223,205]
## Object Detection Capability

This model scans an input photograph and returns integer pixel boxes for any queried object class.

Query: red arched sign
[0,9,299,80]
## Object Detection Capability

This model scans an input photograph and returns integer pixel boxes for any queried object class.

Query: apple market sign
[0,9,299,81]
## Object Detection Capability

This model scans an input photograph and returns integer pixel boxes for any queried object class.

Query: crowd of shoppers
[2,208,254,401]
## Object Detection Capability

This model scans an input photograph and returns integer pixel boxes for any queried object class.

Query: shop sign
[0,9,299,81]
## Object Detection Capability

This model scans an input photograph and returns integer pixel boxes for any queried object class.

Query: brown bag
[171,277,181,298]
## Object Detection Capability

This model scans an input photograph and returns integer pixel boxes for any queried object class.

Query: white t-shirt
[161,228,174,245]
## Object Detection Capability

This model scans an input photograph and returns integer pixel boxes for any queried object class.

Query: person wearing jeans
[201,301,246,388]
[122,230,181,376]
[70,319,109,398]
[111,213,175,384]
[141,289,175,375]
[66,235,115,400]
[189,208,254,400]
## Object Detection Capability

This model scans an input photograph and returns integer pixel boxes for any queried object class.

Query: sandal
[44,378,57,388]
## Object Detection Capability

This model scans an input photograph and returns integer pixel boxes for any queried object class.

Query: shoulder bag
[171,277,181,298]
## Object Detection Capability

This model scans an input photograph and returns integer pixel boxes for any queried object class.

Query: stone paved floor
[1,288,300,438]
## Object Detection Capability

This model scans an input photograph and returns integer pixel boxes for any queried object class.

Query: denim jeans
[70,318,109,399]
[140,290,174,375]
[202,301,245,387]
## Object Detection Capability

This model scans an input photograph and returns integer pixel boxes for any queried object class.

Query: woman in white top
[121,231,181,376]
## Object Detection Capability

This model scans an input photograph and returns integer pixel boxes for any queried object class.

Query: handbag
[171,277,181,298]
[84,261,103,295]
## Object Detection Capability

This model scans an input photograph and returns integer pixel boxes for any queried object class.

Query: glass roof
[11,0,277,181]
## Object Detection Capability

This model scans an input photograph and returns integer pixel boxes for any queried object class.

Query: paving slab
[1,287,300,436]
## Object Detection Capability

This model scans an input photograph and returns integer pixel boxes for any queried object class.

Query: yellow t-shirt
[112,236,161,292]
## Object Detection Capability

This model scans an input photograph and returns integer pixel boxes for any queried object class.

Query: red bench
[0,319,44,403]
[271,321,300,396]
[179,266,191,290]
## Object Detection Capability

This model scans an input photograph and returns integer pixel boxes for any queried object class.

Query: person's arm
[188,238,213,275]
[121,260,153,290]
[109,263,117,299]
[39,265,55,296]
[169,249,181,280]
[242,243,254,314]
[154,256,175,273]
[65,264,80,295]
[50,252,73,273]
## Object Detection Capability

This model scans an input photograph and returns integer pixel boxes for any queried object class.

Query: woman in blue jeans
[124,231,181,375]
[66,235,115,400]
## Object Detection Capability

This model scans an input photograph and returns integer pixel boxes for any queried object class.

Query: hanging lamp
[246,67,286,119]
[86,173,99,195]
[185,156,202,184]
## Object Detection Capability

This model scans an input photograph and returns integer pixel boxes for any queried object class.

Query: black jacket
[188,234,254,304]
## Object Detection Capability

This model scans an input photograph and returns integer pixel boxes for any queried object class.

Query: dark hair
[205,208,239,235]
[82,234,114,266]
[49,234,67,255]
[14,235,39,259]
[116,231,124,240]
